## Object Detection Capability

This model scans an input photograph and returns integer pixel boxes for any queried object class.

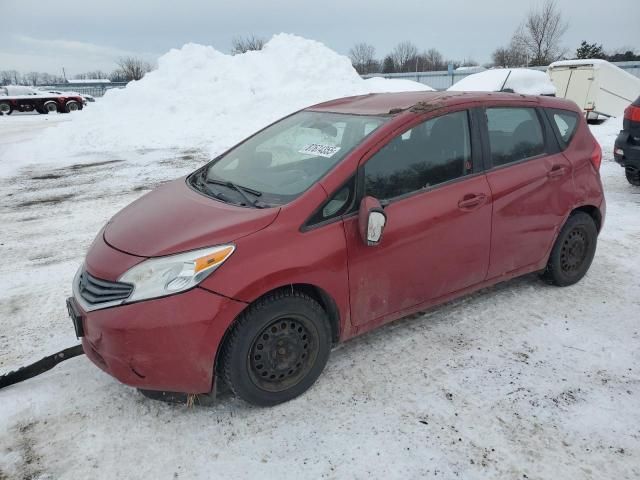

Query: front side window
[486,107,545,167]
[193,111,387,207]
[364,110,472,200]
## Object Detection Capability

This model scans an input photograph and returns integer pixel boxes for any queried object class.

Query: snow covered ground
[1,38,639,479]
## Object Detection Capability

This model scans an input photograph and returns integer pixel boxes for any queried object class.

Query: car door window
[549,109,579,147]
[486,107,545,167]
[364,110,472,200]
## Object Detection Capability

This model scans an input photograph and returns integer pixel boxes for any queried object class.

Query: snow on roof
[447,68,556,96]
[455,66,486,72]
[67,79,111,84]
[548,59,610,69]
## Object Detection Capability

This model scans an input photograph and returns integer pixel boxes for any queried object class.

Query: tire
[541,212,598,287]
[65,100,80,113]
[0,102,12,115]
[625,167,640,186]
[43,101,58,114]
[221,290,332,406]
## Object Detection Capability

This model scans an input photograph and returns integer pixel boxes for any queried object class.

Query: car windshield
[193,111,388,207]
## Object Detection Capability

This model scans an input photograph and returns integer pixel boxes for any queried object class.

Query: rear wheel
[541,212,598,286]
[625,167,640,186]
[221,290,331,406]
[0,102,12,115]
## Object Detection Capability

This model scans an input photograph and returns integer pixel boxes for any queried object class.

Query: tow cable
[0,345,84,390]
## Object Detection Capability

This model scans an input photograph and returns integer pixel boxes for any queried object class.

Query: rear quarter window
[549,109,579,147]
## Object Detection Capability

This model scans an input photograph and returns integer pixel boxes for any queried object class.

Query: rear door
[481,105,574,279]
[344,108,492,327]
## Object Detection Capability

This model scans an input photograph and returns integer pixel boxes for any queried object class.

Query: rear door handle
[548,166,568,178]
[458,193,487,210]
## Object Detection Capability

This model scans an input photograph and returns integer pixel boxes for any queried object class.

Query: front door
[345,109,492,327]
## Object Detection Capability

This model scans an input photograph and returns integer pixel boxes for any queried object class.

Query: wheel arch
[571,204,602,232]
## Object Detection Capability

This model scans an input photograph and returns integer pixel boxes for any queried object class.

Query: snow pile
[448,68,556,96]
[0,34,430,176]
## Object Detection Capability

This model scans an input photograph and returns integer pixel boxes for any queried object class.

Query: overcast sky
[1,0,638,76]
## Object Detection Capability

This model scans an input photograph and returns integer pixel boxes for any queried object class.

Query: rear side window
[364,110,472,200]
[550,109,579,146]
[486,107,545,167]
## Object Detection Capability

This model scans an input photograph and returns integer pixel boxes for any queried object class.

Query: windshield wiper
[193,172,234,204]
[205,178,265,208]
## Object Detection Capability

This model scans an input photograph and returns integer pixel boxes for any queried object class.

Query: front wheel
[221,290,332,406]
[65,100,80,113]
[541,212,598,286]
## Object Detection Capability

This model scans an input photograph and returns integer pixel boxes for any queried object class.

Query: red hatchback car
[68,91,605,406]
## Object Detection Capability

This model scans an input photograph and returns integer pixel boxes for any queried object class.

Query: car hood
[104,177,279,257]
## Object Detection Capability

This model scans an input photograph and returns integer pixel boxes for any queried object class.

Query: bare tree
[422,48,446,71]
[0,70,20,85]
[390,41,419,72]
[349,43,379,74]
[513,0,568,65]
[24,72,40,86]
[231,35,266,55]
[492,39,529,67]
[116,57,152,81]
[74,70,109,80]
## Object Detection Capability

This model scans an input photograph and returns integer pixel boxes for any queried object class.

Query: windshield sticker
[298,144,341,158]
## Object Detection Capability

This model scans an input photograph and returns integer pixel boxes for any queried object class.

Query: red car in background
[67,91,605,406]
[0,86,84,115]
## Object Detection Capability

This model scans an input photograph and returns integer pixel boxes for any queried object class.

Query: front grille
[78,270,133,305]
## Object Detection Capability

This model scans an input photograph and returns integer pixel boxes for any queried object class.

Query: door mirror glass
[359,196,387,246]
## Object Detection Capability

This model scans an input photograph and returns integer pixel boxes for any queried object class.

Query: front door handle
[548,165,568,179]
[458,193,487,210]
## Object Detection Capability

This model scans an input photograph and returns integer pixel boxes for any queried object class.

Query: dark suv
[614,96,640,186]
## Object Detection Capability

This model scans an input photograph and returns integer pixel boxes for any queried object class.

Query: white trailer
[547,59,640,119]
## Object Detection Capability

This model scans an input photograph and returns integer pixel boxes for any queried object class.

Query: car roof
[307,91,575,115]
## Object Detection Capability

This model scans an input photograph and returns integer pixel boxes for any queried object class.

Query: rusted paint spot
[409,100,446,113]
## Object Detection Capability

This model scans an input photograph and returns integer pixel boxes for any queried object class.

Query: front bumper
[71,286,246,394]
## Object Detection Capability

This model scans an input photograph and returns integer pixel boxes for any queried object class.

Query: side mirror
[359,196,387,246]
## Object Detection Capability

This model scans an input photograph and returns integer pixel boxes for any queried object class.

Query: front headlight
[119,244,235,303]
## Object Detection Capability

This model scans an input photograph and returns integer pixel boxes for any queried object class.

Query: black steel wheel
[559,227,589,274]
[248,316,318,392]
[541,212,598,286]
[221,290,331,406]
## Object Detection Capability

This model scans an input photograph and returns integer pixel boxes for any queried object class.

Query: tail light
[624,104,640,122]
[590,141,602,171]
